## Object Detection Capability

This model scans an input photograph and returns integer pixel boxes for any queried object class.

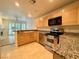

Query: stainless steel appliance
[48,16,62,26]
[45,26,64,44]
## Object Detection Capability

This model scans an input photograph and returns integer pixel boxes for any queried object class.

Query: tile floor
[1,44,16,59]
[1,44,65,59]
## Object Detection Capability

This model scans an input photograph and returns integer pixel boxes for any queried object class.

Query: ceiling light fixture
[62,9,65,12]
[31,0,36,4]
[28,13,32,17]
[15,2,20,7]
[49,0,53,2]
[40,18,43,21]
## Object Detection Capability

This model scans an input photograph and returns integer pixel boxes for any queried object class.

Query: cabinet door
[35,19,39,28]
[35,19,43,28]
[77,2,79,24]
[52,9,61,18]
[25,32,39,43]
[29,32,35,42]
[43,16,49,27]
[62,3,77,25]
[39,33,45,44]
[33,32,39,42]
[17,32,30,46]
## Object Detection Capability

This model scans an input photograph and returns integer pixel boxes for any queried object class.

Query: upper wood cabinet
[35,18,44,28]
[52,9,62,18]
[35,1,79,27]
[77,2,79,25]
[43,16,49,27]
[62,2,78,25]
[43,10,61,27]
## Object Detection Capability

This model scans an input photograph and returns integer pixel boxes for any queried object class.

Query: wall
[15,17,35,29]
[0,17,2,26]
[26,19,35,29]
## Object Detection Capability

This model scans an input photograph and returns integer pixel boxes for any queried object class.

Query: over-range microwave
[48,16,62,26]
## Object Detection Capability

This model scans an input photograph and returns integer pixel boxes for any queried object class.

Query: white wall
[0,18,2,25]
[14,16,35,30]
[0,16,3,28]
[26,19,35,29]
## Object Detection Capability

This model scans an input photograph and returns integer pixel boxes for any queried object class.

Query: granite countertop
[16,29,50,32]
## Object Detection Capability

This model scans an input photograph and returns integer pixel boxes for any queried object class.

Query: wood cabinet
[78,8,79,24]
[43,10,61,27]
[39,33,45,45]
[15,31,39,46]
[52,9,62,18]
[77,2,79,24]
[62,2,78,25]
[43,16,49,27]
[35,18,44,28]
[35,1,79,27]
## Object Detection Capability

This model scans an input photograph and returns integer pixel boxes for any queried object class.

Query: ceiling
[0,0,77,19]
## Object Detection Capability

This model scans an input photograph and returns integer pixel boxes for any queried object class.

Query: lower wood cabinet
[15,31,39,46]
[39,33,45,45]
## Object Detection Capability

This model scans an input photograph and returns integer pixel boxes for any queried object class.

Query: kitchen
[0,0,79,59]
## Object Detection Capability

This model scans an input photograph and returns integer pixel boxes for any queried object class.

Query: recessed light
[7,53,10,57]
[62,9,65,12]
[40,18,43,21]
[49,0,53,2]
[28,13,32,17]
[15,2,19,7]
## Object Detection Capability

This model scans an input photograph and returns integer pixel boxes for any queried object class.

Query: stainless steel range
[45,26,64,44]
